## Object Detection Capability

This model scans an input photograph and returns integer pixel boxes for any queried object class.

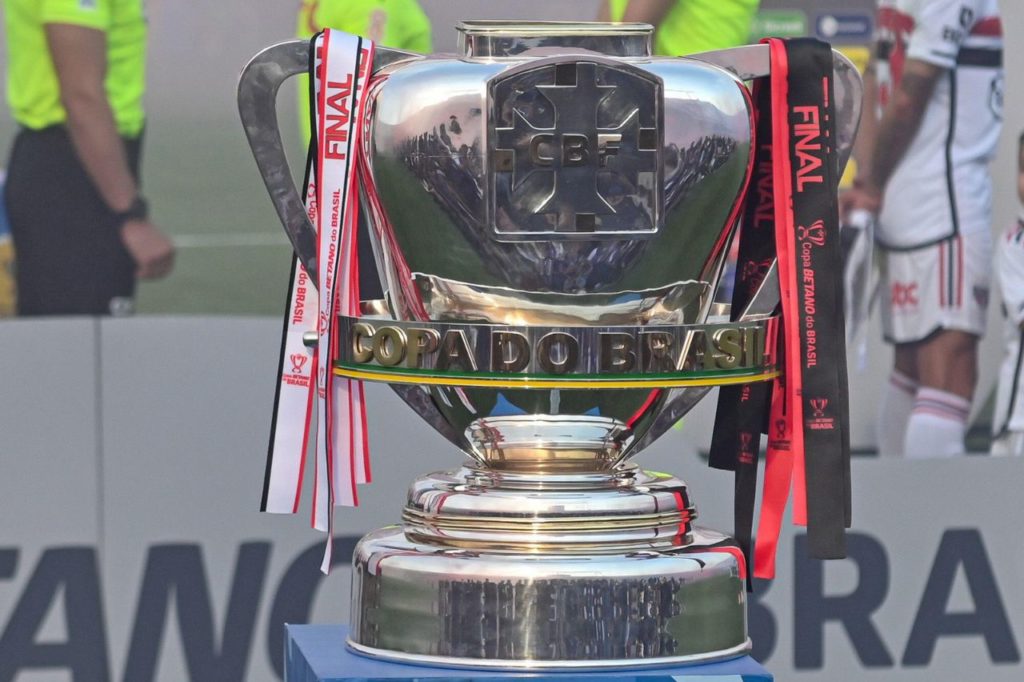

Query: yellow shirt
[3,0,147,137]
[297,0,432,140]
[298,0,431,50]
[609,0,758,56]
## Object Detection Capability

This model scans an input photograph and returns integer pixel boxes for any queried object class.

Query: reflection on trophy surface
[239,20,861,671]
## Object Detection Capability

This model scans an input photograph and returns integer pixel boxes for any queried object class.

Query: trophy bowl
[239,20,862,670]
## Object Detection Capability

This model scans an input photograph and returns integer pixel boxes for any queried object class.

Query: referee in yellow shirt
[600,0,759,56]
[297,0,431,140]
[3,0,174,316]
[297,0,431,299]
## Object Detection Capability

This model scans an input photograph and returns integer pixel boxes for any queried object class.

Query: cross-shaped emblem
[489,59,662,237]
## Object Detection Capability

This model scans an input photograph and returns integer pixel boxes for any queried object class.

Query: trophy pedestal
[349,466,750,670]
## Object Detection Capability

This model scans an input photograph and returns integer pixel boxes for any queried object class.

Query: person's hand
[839,181,883,222]
[120,219,176,279]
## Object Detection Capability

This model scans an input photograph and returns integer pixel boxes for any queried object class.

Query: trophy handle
[237,39,422,287]
[624,47,864,457]
[688,44,863,178]
[238,41,471,451]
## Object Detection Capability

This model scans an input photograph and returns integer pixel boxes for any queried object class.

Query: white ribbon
[264,29,374,572]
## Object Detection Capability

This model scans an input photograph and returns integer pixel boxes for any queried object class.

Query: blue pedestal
[285,625,772,681]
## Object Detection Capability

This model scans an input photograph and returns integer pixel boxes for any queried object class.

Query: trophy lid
[456,21,653,58]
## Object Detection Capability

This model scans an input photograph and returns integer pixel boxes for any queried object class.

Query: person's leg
[1011,432,1024,457]
[990,432,1010,456]
[877,244,924,457]
[3,129,78,315]
[903,329,978,457]
[883,232,989,457]
[6,127,135,316]
[876,345,918,457]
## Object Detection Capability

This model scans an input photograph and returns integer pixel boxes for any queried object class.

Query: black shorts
[4,126,141,316]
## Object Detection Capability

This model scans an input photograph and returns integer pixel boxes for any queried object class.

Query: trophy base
[347,630,752,671]
[348,466,750,669]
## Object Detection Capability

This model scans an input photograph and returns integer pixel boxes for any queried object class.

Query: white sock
[876,371,918,457]
[904,387,970,458]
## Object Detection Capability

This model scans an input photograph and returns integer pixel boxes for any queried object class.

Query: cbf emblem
[487,57,664,240]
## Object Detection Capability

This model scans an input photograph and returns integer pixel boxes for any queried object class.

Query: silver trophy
[240,22,861,670]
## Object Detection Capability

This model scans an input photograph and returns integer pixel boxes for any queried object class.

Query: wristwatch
[113,196,149,225]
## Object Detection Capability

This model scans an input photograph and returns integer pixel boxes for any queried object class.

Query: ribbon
[709,74,776,588]
[710,37,851,583]
[263,29,375,572]
[262,253,317,514]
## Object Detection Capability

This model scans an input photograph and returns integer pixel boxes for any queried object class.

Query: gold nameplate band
[333,315,780,389]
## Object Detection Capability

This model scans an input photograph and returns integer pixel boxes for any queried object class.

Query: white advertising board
[0,318,1021,681]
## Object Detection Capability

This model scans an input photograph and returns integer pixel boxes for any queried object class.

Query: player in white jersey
[991,135,1024,456]
[841,0,1003,457]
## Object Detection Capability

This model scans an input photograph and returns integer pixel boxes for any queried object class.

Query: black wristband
[113,196,149,225]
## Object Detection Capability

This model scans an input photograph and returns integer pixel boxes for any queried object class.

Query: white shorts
[880,233,991,344]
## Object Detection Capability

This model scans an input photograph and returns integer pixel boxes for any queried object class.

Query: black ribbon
[784,38,851,558]
[709,38,851,584]
[709,78,777,589]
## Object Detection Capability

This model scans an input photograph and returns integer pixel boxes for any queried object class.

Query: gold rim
[334,365,779,389]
